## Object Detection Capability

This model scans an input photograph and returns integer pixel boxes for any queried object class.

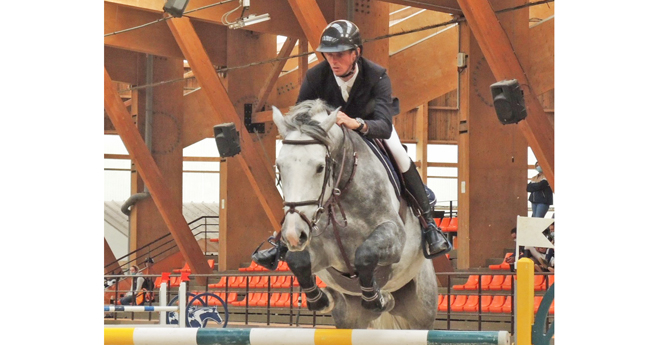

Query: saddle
[362,137,436,221]
[362,137,403,198]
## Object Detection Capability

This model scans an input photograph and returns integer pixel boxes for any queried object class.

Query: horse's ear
[272,106,289,137]
[320,107,340,133]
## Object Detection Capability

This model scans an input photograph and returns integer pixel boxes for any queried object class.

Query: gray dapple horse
[273,99,438,329]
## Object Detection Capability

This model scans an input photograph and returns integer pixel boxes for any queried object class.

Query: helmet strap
[337,50,359,79]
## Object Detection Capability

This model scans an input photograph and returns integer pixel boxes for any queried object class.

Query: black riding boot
[402,163,452,258]
[251,236,289,271]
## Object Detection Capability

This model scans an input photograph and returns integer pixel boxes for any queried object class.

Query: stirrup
[421,228,452,259]
[251,236,282,271]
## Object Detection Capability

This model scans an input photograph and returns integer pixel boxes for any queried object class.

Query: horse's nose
[283,224,308,251]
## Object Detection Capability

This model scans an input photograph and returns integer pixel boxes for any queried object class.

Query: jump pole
[104,328,510,345]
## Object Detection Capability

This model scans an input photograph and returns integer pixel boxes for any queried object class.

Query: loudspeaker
[490,79,527,125]
[163,0,190,18]
[213,123,241,158]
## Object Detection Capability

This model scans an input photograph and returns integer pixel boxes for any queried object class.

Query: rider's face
[324,50,358,78]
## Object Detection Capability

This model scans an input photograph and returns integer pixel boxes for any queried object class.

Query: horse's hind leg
[355,221,404,312]
[387,260,437,329]
[329,290,378,329]
[285,250,333,313]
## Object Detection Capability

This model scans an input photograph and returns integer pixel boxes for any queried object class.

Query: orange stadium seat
[489,253,513,270]
[461,295,480,312]
[274,293,291,308]
[212,276,230,289]
[490,296,513,313]
[436,295,445,310]
[316,276,327,288]
[439,218,451,232]
[438,295,455,312]
[453,275,479,290]
[486,295,507,313]
[248,276,263,288]
[240,262,259,272]
[446,217,458,232]
[462,295,493,313]
[501,275,513,291]
[449,295,468,312]
[229,276,245,288]
[453,275,491,291]
[534,275,547,291]
[487,275,505,291]
[534,296,543,313]
[270,276,287,288]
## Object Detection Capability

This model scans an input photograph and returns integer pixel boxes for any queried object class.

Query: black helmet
[316,20,362,53]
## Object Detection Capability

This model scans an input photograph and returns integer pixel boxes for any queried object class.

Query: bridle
[279,125,359,276]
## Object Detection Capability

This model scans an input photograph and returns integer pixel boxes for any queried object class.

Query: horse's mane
[281,99,336,146]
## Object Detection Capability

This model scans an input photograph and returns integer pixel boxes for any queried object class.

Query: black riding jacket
[297,57,400,139]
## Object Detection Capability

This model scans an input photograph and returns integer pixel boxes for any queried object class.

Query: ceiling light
[228,13,271,29]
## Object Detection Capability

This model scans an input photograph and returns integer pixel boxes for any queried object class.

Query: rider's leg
[385,128,452,257]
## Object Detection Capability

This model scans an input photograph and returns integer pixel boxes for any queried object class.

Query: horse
[272,99,438,329]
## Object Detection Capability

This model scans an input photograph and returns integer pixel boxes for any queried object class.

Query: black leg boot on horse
[401,162,452,258]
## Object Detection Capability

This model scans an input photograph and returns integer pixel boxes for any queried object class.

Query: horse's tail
[368,312,411,329]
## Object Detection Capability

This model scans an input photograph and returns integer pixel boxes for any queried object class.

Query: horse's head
[273,100,341,251]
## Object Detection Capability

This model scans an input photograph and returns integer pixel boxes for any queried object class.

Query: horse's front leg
[285,250,334,313]
[355,221,404,312]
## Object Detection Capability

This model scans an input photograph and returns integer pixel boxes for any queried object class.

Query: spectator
[527,161,553,218]
[505,227,530,271]
[536,221,555,272]
[119,265,145,305]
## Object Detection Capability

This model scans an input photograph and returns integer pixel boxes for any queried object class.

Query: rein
[281,126,359,277]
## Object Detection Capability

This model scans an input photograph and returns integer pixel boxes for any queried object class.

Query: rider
[252,19,451,269]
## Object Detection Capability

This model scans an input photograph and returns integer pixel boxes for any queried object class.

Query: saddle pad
[362,137,402,199]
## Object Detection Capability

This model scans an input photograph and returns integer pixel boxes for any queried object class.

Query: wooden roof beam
[166,16,283,231]
[390,25,459,114]
[384,0,462,14]
[286,0,327,61]
[456,0,554,189]
[104,68,212,279]
[255,37,297,112]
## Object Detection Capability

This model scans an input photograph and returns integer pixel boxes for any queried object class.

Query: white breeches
[384,127,411,172]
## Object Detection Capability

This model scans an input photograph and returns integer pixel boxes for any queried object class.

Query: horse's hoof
[361,290,395,313]
[306,289,334,313]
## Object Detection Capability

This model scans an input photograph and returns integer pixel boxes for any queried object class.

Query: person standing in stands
[528,161,553,218]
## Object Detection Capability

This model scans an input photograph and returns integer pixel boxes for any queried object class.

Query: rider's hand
[336,111,360,130]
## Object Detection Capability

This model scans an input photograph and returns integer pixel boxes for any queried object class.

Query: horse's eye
[316,165,324,174]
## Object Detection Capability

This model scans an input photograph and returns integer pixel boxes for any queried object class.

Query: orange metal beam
[456,0,554,189]
[103,68,212,278]
[166,16,283,231]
